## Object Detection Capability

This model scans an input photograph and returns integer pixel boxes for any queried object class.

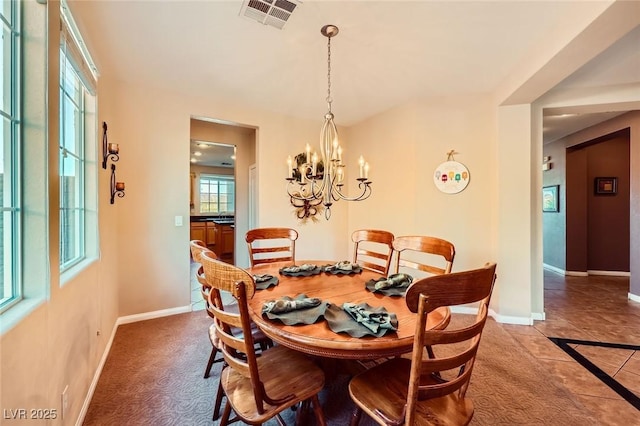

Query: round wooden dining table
[246,260,451,360]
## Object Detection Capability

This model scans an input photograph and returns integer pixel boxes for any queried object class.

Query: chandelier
[286,25,372,220]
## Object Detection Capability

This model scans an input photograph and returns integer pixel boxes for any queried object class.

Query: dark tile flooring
[502,271,640,424]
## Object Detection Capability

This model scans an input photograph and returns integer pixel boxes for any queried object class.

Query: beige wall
[345,95,497,270]
[105,76,346,318]
[0,2,120,425]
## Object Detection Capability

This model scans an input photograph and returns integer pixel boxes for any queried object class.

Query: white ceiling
[68,0,640,161]
[190,140,235,168]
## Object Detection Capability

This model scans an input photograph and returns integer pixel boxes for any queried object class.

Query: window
[1,0,21,311]
[200,175,235,214]
[59,0,98,277]
[59,55,85,269]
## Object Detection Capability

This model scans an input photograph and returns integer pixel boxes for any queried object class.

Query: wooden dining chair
[392,235,455,277]
[190,240,272,419]
[245,227,298,267]
[351,229,395,275]
[348,263,497,426]
[200,251,327,426]
[189,239,223,378]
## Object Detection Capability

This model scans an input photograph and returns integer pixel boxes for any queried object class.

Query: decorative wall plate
[433,160,470,194]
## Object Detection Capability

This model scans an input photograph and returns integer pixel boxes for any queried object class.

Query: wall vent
[239,0,301,30]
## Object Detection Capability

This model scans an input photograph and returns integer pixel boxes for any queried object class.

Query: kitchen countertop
[190,215,234,225]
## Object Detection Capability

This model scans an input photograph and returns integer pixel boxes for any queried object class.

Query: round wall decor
[433,160,470,194]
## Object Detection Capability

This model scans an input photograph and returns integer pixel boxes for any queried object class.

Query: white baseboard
[117,305,191,325]
[450,306,535,325]
[76,305,192,425]
[558,268,629,277]
[490,308,534,325]
[587,270,630,277]
[75,321,118,426]
[531,311,546,321]
[629,293,640,303]
[449,306,478,315]
[543,264,565,275]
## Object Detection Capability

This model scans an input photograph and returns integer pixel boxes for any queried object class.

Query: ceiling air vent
[240,0,301,30]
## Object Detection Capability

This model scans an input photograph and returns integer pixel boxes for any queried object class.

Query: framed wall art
[542,185,559,212]
[594,177,617,195]
[433,160,470,194]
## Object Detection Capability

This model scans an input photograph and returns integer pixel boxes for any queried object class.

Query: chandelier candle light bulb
[312,152,318,176]
[285,24,372,220]
[287,155,293,178]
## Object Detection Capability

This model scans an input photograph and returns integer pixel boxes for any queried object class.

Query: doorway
[189,117,257,310]
[542,125,632,324]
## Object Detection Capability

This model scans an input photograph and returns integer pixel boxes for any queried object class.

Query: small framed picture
[542,185,559,212]
[594,177,617,195]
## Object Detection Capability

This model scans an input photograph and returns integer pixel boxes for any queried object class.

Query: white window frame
[0,0,21,313]
[59,0,98,283]
[199,174,235,214]
[59,54,86,271]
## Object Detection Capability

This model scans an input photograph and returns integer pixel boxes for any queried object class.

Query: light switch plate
[175,216,183,226]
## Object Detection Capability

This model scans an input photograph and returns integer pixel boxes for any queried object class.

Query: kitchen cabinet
[217,225,235,263]
[190,221,216,250]
[190,222,207,243]
[206,225,217,248]
[190,220,234,263]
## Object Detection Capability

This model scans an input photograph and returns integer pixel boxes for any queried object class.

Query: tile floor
[191,261,640,421]
[502,270,640,423]
[191,261,207,311]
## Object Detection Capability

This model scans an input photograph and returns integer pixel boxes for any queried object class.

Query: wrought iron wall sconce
[110,164,125,204]
[102,121,120,169]
[103,121,125,203]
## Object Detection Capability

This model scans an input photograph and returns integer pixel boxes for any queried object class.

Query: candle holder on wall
[102,121,120,169]
[110,164,125,204]
[103,121,126,204]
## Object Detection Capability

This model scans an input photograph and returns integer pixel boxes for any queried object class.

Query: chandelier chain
[326,36,332,112]
[285,25,372,221]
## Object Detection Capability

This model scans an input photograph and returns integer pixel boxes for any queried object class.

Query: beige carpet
[83,312,597,425]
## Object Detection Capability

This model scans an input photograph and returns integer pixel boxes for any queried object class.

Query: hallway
[503,271,640,423]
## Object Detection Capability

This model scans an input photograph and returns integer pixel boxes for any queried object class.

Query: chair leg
[350,407,362,426]
[219,399,232,426]
[204,346,218,378]
[311,394,327,426]
[213,378,225,420]
[295,400,309,425]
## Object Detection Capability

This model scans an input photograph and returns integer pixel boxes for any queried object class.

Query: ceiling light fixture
[285,25,372,220]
